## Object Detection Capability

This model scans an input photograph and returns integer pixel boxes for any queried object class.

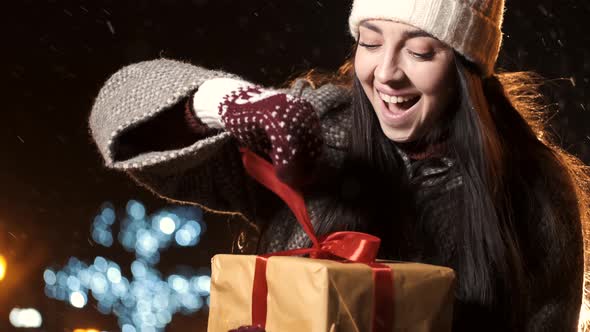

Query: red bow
[240,148,394,332]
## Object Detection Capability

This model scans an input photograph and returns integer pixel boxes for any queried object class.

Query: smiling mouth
[384,95,421,113]
[377,90,421,112]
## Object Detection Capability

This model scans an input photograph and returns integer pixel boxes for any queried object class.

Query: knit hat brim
[349,0,504,77]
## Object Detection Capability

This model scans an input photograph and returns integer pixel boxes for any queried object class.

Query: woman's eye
[358,42,380,49]
[408,50,435,60]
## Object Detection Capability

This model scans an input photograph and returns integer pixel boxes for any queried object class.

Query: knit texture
[348,0,505,76]
[88,58,350,241]
[193,77,255,129]
[184,96,221,138]
[89,58,582,331]
[219,85,323,186]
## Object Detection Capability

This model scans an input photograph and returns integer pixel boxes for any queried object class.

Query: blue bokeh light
[122,324,136,332]
[66,276,81,292]
[91,272,108,295]
[92,206,115,247]
[136,230,159,258]
[94,257,108,273]
[119,230,136,252]
[55,287,67,301]
[131,260,147,279]
[184,220,202,238]
[70,291,87,308]
[101,204,116,225]
[192,275,211,295]
[44,200,209,331]
[168,275,189,294]
[107,266,122,284]
[127,200,146,220]
[158,216,176,235]
[174,229,192,246]
[43,269,56,285]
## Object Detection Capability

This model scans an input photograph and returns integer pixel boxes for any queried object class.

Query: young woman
[89,0,588,330]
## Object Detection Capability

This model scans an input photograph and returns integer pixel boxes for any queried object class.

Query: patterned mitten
[218,84,323,187]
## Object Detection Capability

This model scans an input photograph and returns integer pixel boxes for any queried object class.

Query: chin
[382,128,414,143]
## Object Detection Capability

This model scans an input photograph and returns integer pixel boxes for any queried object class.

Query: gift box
[206,148,456,332]
[207,254,455,332]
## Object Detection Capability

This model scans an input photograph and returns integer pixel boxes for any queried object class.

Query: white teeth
[379,92,417,104]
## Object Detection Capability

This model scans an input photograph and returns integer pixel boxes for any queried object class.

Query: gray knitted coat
[89,58,583,331]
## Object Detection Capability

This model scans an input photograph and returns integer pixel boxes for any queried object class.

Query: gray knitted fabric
[89,58,355,253]
[89,58,582,331]
[88,58,460,255]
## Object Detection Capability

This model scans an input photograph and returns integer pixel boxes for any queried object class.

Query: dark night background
[2,0,590,331]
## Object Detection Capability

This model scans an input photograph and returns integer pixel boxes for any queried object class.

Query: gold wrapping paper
[207,254,456,332]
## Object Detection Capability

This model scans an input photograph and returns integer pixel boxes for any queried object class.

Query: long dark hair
[328,54,527,303]
[284,42,590,326]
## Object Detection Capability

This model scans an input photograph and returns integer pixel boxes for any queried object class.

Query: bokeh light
[44,200,210,331]
[122,324,136,332]
[127,200,146,220]
[70,291,87,308]
[158,216,176,235]
[67,276,81,292]
[107,266,122,284]
[43,269,56,285]
[0,255,7,281]
[192,275,211,296]
[9,308,43,328]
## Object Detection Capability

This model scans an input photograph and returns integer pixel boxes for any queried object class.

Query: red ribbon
[240,148,394,332]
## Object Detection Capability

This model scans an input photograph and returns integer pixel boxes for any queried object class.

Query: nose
[375,50,405,84]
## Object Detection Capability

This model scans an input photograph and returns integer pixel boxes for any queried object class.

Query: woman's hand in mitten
[190,77,323,187]
[219,85,323,187]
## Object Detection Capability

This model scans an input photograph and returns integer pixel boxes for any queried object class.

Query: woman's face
[354,20,457,142]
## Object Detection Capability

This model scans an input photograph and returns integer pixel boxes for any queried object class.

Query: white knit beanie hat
[348,0,505,77]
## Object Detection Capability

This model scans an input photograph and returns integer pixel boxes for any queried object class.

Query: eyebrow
[359,21,436,40]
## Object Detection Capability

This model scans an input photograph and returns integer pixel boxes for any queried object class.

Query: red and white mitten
[190,78,323,187]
